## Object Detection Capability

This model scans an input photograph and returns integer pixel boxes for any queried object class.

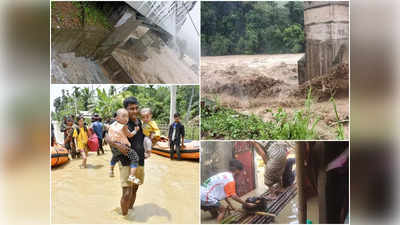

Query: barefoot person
[108,108,141,185]
[105,97,146,216]
[201,159,256,223]
[73,116,89,168]
[252,141,288,199]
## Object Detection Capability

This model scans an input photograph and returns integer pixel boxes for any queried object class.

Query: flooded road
[51,144,199,224]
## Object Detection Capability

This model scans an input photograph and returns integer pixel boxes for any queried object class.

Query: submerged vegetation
[201,88,320,140]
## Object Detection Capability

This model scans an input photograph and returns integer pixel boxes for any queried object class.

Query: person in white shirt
[201,159,256,223]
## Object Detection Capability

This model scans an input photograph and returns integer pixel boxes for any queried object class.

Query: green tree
[201,1,304,56]
[283,24,304,53]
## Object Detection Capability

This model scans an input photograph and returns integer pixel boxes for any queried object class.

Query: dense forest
[201,1,304,56]
[52,85,199,125]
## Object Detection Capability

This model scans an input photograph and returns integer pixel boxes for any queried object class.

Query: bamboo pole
[296,142,307,224]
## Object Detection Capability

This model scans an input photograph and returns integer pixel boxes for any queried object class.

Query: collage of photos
[50,1,349,224]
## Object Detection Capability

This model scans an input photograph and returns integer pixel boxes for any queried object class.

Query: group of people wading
[54,96,186,215]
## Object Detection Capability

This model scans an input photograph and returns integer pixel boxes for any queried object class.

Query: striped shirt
[267,142,287,160]
[258,141,287,160]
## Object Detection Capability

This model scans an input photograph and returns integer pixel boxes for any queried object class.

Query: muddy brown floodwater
[51,144,199,223]
[201,54,349,139]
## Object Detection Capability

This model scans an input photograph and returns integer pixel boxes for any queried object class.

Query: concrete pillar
[299,1,349,84]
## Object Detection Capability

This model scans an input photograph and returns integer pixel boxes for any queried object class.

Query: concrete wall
[200,142,234,183]
[299,1,349,84]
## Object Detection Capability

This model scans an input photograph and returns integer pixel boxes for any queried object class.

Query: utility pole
[170,85,177,125]
[185,86,194,123]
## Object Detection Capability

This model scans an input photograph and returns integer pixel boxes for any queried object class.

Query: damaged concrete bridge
[298,1,349,84]
[51,1,199,84]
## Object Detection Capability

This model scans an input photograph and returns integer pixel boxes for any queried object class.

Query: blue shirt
[92,121,103,139]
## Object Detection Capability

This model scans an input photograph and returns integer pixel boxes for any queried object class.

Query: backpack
[87,132,99,152]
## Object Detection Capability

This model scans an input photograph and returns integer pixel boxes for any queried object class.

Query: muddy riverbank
[201,54,349,139]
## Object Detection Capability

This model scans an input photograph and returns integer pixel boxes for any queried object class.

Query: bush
[201,88,320,140]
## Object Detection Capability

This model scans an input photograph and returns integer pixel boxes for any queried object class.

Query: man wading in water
[105,97,145,216]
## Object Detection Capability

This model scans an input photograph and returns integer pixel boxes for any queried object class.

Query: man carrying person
[168,113,185,160]
[105,97,145,216]
[201,159,256,223]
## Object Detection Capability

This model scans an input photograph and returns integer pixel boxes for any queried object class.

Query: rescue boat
[152,139,199,159]
[51,144,69,167]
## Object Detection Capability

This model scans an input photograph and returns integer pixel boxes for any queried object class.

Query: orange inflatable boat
[152,139,199,160]
[51,144,69,167]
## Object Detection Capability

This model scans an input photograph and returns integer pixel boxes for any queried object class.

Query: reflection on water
[273,197,298,224]
[51,146,199,224]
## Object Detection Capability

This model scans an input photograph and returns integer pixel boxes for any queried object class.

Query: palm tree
[80,87,94,111]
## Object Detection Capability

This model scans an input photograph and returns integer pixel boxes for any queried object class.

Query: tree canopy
[201,1,304,56]
[52,85,199,125]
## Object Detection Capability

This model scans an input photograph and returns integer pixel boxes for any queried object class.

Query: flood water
[51,124,199,224]
[273,198,298,224]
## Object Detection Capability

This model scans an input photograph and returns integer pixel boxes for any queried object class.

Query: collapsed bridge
[51,1,199,84]
[298,1,349,84]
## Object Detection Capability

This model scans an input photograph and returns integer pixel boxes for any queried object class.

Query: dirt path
[201,54,349,139]
[51,128,199,223]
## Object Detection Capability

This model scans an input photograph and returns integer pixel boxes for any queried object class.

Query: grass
[201,88,320,140]
[72,2,111,30]
[330,97,345,140]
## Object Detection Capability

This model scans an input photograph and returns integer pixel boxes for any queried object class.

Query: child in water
[140,108,160,158]
[108,108,140,184]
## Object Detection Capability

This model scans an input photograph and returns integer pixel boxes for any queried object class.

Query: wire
[183,2,199,36]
